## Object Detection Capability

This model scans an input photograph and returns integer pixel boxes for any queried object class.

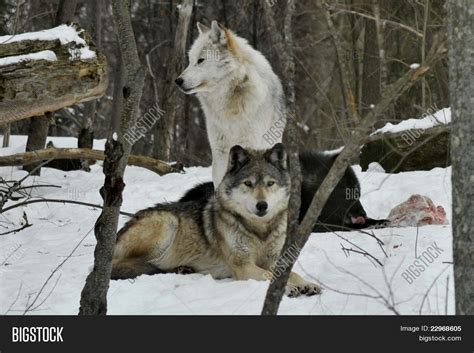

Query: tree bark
[447,0,474,315]
[22,114,50,175]
[21,0,79,175]
[261,0,301,315]
[153,0,193,161]
[79,0,102,170]
[55,0,78,26]
[0,26,108,125]
[78,0,145,315]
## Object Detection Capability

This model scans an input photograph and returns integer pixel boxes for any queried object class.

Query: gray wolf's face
[175,21,241,94]
[218,144,290,220]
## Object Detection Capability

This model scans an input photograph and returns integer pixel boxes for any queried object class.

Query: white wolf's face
[218,144,290,221]
[176,21,242,94]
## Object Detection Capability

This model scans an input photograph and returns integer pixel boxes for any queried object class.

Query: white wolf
[176,20,286,187]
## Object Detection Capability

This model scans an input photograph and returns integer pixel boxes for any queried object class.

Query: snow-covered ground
[0,136,453,315]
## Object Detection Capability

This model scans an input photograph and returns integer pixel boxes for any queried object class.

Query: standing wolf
[112,144,320,297]
[176,20,286,187]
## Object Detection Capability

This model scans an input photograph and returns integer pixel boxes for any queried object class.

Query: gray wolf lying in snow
[112,144,320,297]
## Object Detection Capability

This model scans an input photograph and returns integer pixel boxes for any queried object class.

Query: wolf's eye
[267,181,275,187]
[244,181,253,188]
[197,58,205,64]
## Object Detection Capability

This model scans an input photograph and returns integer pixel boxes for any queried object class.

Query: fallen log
[0,148,184,176]
[359,124,450,172]
[0,24,108,124]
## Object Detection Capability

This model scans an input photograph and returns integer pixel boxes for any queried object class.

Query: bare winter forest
[0,0,472,317]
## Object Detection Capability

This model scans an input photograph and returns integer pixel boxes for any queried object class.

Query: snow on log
[0,24,108,124]
[360,108,451,173]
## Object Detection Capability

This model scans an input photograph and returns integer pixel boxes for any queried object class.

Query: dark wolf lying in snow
[112,144,321,297]
[180,151,388,232]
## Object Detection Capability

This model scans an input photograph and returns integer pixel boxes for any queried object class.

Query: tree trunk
[153,0,193,161]
[447,0,474,315]
[79,0,102,170]
[55,0,78,26]
[261,0,301,316]
[1,123,10,147]
[22,0,78,175]
[22,114,50,175]
[78,0,145,315]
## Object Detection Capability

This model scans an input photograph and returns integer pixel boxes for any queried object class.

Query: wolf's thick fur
[112,144,320,297]
[176,21,285,187]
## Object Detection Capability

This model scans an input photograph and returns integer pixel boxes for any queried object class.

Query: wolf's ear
[227,145,250,174]
[197,22,210,34]
[265,143,288,170]
[210,20,226,44]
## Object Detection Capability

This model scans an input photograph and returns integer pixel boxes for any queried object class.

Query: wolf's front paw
[285,284,302,298]
[286,282,321,297]
[300,282,321,296]
[174,266,195,274]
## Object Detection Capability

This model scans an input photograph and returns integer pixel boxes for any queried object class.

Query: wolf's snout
[256,201,268,215]
[175,77,184,86]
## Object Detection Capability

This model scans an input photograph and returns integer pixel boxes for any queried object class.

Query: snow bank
[373,107,451,135]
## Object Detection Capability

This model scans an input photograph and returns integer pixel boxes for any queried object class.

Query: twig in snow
[1,198,133,217]
[4,282,23,315]
[418,265,450,315]
[445,275,449,315]
[23,226,93,315]
[1,244,22,266]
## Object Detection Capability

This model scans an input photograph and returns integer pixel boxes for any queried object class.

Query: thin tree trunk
[55,0,78,26]
[448,0,474,315]
[23,114,50,175]
[23,0,78,175]
[261,0,301,315]
[323,1,359,127]
[2,124,10,147]
[79,0,102,170]
[153,0,193,161]
[421,0,430,110]
[78,0,145,315]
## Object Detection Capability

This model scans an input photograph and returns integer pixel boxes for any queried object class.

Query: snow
[0,50,57,66]
[321,146,344,156]
[0,24,96,62]
[0,136,453,315]
[373,107,451,135]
